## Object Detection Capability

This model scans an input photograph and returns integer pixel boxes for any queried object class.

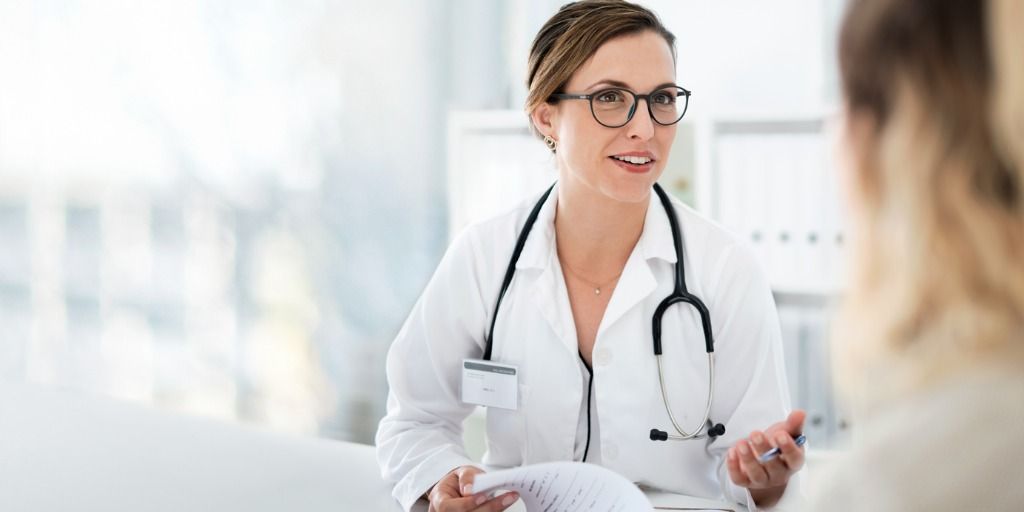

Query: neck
[554,180,649,278]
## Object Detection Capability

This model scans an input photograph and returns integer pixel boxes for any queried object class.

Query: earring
[543,135,557,153]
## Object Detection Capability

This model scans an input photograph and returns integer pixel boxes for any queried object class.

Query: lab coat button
[593,347,612,366]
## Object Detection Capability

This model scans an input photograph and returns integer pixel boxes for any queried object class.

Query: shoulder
[814,367,1024,509]
[437,189,549,292]
[451,192,544,258]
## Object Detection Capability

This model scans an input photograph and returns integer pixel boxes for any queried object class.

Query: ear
[530,101,558,140]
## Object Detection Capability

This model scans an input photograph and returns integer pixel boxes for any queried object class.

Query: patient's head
[835,0,1024,399]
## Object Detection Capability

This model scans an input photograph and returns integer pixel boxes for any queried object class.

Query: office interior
[0,0,852,503]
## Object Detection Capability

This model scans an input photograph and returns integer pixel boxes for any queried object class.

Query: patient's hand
[427,465,519,512]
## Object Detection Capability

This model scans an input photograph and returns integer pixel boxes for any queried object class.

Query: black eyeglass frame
[549,86,692,128]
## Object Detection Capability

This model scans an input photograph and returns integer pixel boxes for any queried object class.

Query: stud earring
[543,135,557,153]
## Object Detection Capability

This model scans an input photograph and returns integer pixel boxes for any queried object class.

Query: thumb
[457,466,484,496]
[785,409,806,435]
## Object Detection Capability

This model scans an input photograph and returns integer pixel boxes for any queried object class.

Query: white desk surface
[0,383,742,511]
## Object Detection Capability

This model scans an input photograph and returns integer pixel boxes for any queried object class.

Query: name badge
[461,359,518,410]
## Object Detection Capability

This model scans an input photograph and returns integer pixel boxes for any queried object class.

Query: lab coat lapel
[597,246,656,337]
[515,185,579,356]
[520,186,679,352]
[598,190,676,336]
[531,257,579,356]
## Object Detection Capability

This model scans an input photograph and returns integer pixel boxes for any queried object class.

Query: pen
[757,434,806,463]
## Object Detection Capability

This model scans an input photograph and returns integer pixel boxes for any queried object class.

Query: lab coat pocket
[483,382,530,467]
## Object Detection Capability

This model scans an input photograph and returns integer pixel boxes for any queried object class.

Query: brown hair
[525,0,676,125]
[835,0,1024,404]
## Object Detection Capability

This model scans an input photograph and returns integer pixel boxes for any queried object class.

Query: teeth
[614,155,652,164]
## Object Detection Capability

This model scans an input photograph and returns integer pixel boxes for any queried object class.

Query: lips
[608,151,656,173]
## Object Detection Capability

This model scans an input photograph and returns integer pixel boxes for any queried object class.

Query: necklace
[560,260,623,295]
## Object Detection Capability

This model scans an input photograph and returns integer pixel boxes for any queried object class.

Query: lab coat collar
[514,185,679,271]
[638,189,679,264]
[513,185,558,271]
[515,184,680,348]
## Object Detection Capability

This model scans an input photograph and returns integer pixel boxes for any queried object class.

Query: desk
[0,384,742,511]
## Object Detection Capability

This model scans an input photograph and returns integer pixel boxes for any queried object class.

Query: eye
[595,89,626,103]
[651,91,676,105]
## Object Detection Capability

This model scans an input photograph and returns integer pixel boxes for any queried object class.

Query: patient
[812,0,1024,509]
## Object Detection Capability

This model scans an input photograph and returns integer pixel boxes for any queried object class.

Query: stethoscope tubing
[484,182,722,441]
[656,353,716,440]
[650,184,718,440]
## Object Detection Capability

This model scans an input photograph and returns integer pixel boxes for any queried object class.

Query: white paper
[471,461,653,512]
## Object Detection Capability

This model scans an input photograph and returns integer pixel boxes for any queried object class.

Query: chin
[600,176,659,204]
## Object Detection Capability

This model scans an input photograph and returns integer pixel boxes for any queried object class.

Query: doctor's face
[546,30,678,204]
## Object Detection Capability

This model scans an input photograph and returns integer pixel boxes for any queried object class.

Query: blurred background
[0,0,849,451]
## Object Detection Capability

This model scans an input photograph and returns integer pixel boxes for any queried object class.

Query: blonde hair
[525,0,675,136]
[835,0,1024,405]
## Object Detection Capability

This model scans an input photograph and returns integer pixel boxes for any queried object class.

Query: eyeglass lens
[590,87,687,127]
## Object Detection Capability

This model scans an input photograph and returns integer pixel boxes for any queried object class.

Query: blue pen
[757,434,806,463]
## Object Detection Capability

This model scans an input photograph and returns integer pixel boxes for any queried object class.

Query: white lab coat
[376,186,794,511]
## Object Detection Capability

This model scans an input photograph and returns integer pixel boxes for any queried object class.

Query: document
[471,461,652,511]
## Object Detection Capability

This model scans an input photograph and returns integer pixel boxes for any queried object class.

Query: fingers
[784,409,807,436]
[726,445,750,487]
[457,466,484,496]
[727,414,807,493]
[430,494,488,512]
[454,467,521,511]
[774,431,806,471]
[431,492,518,512]
[471,492,520,511]
[429,467,490,512]
[727,427,806,493]
[749,430,788,479]
[764,410,806,439]
[734,439,771,487]
[429,475,463,504]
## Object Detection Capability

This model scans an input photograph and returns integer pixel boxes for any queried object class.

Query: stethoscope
[481,182,726,444]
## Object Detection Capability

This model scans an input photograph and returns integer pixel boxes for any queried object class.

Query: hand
[726,410,806,506]
[427,465,520,512]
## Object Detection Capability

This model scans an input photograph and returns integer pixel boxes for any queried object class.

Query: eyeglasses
[549,86,691,128]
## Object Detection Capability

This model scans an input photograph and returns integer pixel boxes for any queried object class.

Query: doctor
[377,2,804,511]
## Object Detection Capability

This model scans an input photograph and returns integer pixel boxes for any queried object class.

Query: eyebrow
[584,79,678,92]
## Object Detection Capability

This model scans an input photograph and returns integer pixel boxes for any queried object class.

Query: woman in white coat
[376,2,804,511]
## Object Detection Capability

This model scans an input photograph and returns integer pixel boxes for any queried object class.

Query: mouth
[608,152,656,173]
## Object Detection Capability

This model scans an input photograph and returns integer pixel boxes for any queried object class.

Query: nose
[625,98,656,141]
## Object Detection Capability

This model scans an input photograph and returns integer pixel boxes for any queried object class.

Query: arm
[703,244,803,509]
[374,230,492,511]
